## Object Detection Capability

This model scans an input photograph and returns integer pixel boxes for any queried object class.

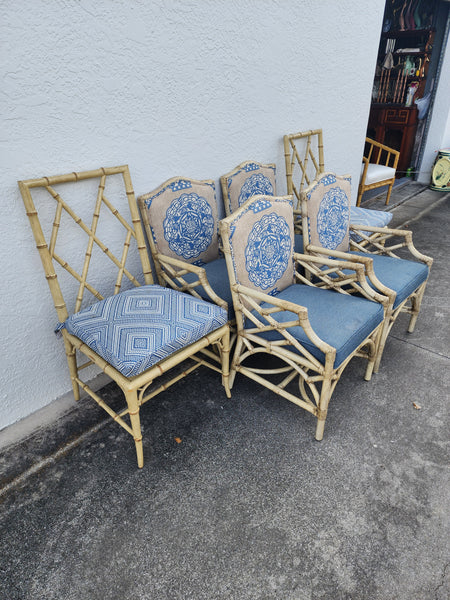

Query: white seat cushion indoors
[360,162,396,185]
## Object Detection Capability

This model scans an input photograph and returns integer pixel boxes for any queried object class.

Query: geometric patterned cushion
[58,285,227,377]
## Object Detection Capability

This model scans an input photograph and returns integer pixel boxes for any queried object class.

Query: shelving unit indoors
[367,0,444,178]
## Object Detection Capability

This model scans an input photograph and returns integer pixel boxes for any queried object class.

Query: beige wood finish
[357,137,400,206]
[300,172,433,372]
[220,194,390,440]
[284,129,325,232]
[19,166,230,468]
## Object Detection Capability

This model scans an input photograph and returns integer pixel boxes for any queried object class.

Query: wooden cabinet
[368,105,418,177]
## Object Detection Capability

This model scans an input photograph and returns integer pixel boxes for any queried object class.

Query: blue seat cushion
[250,284,384,368]
[58,285,228,377]
[351,252,429,309]
[349,206,393,242]
[183,257,234,318]
[294,233,304,254]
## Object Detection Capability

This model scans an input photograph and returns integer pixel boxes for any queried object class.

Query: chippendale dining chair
[357,137,400,206]
[138,176,235,320]
[283,128,394,241]
[219,194,390,440]
[220,160,307,253]
[19,166,230,468]
[300,172,433,371]
[220,160,276,216]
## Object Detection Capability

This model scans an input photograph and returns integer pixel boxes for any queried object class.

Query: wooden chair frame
[357,137,400,206]
[220,195,390,440]
[19,166,230,468]
[300,173,432,372]
[220,160,277,217]
[138,177,236,352]
[284,129,325,232]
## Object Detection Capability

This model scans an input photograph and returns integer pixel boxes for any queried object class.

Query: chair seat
[251,284,384,368]
[183,257,235,318]
[349,206,393,242]
[351,252,429,309]
[58,285,227,377]
[349,206,393,228]
[361,163,396,185]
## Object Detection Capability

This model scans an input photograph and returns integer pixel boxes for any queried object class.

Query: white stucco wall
[0,0,385,431]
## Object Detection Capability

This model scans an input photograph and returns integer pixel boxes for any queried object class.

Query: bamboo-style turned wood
[283,129,325,233]
[357,137,400,206]
[19,165,231,468]
[219,194,390,441]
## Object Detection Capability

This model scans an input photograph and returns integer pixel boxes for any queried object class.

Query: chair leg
[125,389,144,468]
[315,377,332,441]
[229,335,244,389]
[407,282,427,333]
[385,181,395,205]
[356,185,364,207]
[220,327,231,398]
[64,337,80,401]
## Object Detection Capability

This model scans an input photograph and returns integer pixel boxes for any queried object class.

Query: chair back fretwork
[284,129,325,212]
[19,166,153,323]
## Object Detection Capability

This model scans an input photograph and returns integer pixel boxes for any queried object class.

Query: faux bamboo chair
[219,194,390,440]
[19,166,230,468]
[221,160,307,254]
[357,137,400,206]
[220,160,276,216]
[301,172,433,371]
[283,129,394,240]
[138,177,234,320]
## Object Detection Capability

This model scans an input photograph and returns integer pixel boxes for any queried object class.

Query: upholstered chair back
[220,195,295,299]
[220,161,276,216]
[139,177,219,266]
[301,173,352,253]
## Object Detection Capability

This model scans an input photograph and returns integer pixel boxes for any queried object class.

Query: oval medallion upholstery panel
[140,177,219,265]
[222,161,276,215]
[227,195,294,298]
[305,173,351,253]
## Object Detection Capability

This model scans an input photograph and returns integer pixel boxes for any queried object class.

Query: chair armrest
[232,283,336,360]
[298,247,393,306]
[349,226,433,266]
[156,253,228,310]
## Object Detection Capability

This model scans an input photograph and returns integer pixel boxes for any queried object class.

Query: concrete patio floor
[1,185,449,600]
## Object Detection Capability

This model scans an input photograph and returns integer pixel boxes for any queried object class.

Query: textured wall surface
[1,0,386,430]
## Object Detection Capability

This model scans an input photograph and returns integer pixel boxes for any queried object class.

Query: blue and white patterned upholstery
[303,173,351,252]
[226,195,294,297]
[58,285,227,377]
[303,172,430,311]
[221,161,276,216]
[139,177,219,265]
